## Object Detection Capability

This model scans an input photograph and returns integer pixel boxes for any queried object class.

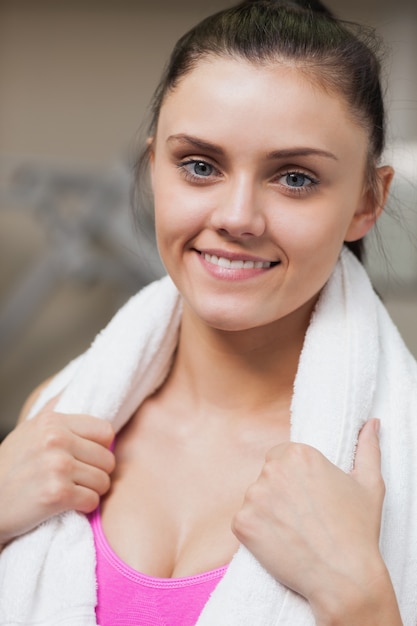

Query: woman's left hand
[232,419,402,624]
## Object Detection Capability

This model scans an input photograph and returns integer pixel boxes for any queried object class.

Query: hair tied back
[239,0,336,19]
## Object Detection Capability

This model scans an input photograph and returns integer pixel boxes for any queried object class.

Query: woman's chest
[100,405,288,578]
[100,440,249,578]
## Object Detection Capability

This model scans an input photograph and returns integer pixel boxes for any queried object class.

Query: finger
[352,418,382,488]
[72,460,112,498]
[37,395,115,450]
[66,415,115,449]
[71,485,102,515]
[71,436,116,474]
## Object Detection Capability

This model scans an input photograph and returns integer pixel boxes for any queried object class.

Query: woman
[0,1,416,624]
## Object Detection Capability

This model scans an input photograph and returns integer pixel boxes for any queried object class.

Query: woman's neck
[162,300,314,424]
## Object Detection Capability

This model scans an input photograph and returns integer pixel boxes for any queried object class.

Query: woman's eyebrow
[266,148,338,161]
[167,134,338,161]
[167,134,224,155]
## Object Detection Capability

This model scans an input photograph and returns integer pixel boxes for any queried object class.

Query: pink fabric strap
[89,507,227,626]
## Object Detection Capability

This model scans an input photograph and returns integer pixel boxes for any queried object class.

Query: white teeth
[203,253,271,269]
[230,260,244,269]
[218,257,231,268]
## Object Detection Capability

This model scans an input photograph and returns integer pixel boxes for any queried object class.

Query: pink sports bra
[89,507,227,626]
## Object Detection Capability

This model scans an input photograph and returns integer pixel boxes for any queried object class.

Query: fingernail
[373,418,381,437]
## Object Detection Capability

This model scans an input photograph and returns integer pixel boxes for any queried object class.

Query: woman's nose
[209,177,266,238]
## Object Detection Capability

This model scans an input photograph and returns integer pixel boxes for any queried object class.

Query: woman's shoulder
[17,378,54,425]
[16,354,85,425]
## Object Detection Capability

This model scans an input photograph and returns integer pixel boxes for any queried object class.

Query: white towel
[1,248,416,626]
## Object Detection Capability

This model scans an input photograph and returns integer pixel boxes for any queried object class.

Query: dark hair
[135,0,388,262]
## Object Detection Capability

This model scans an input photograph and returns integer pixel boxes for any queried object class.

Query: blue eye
[192,161,213,177]
[182,160,214,178]
[284,172,312,188]
[178,159,219,183]
[276,170,319,195]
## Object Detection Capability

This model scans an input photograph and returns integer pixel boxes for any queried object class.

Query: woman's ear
[345,165,395,242]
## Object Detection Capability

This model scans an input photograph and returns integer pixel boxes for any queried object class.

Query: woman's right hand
[0,393,115,549]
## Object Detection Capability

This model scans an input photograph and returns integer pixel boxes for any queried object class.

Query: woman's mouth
[202,253,274,269]
[194,249,280,281]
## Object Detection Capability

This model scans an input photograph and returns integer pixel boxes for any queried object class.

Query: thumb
[351,418,382,490]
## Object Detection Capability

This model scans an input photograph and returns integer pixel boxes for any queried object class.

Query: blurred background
[1,0,416,438]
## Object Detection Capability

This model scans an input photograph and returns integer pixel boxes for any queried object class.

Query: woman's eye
[278,172,319,193]
[192,161,213,177]
[179,159,218,181]
[281,172,314,188]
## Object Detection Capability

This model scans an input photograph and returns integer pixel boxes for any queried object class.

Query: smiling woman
[150,58,391,334]
[0,1,416,626]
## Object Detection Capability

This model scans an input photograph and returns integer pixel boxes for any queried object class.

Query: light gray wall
[1,0,415,163]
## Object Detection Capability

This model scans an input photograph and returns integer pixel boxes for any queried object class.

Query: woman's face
[150,57,387,334]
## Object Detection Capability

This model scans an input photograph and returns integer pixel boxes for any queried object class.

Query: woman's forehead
[155,56,368,161]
